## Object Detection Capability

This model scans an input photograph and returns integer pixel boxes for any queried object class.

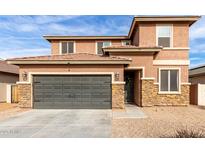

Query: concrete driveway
[0,109,111,138]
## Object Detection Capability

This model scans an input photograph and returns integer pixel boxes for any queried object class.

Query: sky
[0,15,204,68]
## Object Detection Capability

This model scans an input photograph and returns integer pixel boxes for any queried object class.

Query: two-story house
[7,16,200,109]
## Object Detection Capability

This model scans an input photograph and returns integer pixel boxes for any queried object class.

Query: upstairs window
[157,25,172,48]
[122,40,131,46]
[97,41,111,54]
[61,42,74,54]
[160,69,179,92]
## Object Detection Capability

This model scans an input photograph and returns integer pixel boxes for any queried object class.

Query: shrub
[169,128,205,138]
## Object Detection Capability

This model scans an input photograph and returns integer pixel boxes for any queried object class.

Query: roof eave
[0,70,19,75]
[43,35,129,42]
[128,16,201,38]
[103,48,162,53]
[43,16,201,42]
[7,60,131,65]
[189,66,205,77]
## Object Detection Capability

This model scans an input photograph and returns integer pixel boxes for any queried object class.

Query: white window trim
[163,47,189,50]
[156,24,173,48]
[158,67,181,94]
[121,40,131,46]
[95,41,112,55]
[59,41,76,54]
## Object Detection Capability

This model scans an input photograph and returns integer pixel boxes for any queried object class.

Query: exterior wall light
[22,71,28,81]
[114,72,120,81]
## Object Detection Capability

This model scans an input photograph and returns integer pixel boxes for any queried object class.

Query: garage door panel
[35,79,62,84]
[33,75,111,109]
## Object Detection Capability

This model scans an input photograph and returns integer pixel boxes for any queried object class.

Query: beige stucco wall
[18,64,124,82]
[131,26,139,46]
[51,39,123,55]
[75,40,96,54]
[189,75,205,84]
[0,72,19,102]
[136,22,189,48]
[153,65,189,83]
[109,22,190,84]
[134,70,141,106]
[110,52,188,83]
[0,83,7,102]
[138,23,156,47]
[173,23,189,47]
[51,40,59,55]
[50,22,189,57]
[154,49,189,60]
[110,53,154,77]
[0,72,19,83]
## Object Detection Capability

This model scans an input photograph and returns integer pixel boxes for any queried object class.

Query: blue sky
[0,15,204,68]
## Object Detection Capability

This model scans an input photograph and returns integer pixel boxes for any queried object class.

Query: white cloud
[0,16,132,59]
[190,16,205,40]
[0,15,81,33]
[17,24,39,32]
[190,27,205,40]
[1,48,50,59]
[30,16,79,24]
[6,15,80,25]
[190,61,205,68]
[44,22,126,36]
[0,15,131,35]
[190,57,202,61]
[190,43,205,53]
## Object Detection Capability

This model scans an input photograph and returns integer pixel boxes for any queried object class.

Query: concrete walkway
[112,104,146,119]
[0,109,111,138]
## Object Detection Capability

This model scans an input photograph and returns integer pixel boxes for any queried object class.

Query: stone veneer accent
[17,83,32,108]
[112,83,125,109]
[17,83,125,109]
[141,79,189,106]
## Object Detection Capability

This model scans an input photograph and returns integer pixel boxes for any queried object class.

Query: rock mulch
[112,105,205,138]
[0,103,29,121]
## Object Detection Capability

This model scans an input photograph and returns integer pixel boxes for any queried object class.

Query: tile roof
[103,45,162,49]
[7,53,131,61]
[0,60,19,74]
[189,64,205,77]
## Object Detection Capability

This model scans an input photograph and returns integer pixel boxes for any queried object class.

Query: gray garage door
[33,75,111,109]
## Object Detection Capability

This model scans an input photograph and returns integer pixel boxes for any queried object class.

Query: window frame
[121,40,131,46]
[59,41,75,54]
[95,41,112,55]
[158,68,181,94]
[156,24,173,48]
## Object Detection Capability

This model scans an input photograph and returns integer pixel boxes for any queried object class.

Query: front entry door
[125,72,134,103]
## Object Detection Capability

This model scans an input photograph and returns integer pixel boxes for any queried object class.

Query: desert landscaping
[112,105,205,137]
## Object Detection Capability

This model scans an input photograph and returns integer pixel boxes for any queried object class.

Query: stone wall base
[17,83,125,109]
[17,80,188,109]
[17,84,32,108]
[112,83,125,109]
[141,79,189,107]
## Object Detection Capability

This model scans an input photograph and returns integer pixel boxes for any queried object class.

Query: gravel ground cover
[0,103,29,121]
[112,105,205,137]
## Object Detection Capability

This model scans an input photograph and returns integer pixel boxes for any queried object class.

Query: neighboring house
[7,16,200,109]
[189,65,205,106]
[189,65,205,84]
[0,60,19,103]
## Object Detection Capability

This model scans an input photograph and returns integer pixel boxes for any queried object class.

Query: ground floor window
[160,69,179,92]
